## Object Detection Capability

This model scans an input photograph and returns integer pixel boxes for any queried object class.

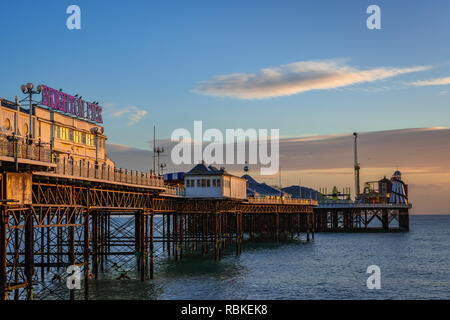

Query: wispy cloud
[193,59,429,99]
[410,76,450,87]
[112,106,147,125]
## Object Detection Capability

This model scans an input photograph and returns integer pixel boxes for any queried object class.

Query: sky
[1,1,449,213]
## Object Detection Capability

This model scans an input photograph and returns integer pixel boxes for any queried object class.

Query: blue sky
[1,0,449,149]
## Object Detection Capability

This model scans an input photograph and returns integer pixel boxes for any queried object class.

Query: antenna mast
[153,125,156,174]
[353,132,360,198]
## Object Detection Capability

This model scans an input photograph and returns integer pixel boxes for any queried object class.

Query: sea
[72,215,450,300]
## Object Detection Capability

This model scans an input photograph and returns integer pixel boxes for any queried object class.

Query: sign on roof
[40,85,103,124]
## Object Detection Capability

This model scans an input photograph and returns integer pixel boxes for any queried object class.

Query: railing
[0,135,183,194]
[160,185,185,197]
[54,159,165,188]
[247,197,318,205]
[0,136,52,163]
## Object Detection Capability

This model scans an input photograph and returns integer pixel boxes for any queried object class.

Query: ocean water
[87,215,450,300]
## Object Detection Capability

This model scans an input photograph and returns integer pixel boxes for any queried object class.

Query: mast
[353,132,360,198]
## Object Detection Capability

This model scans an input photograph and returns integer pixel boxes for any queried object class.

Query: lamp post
[154,147,164,176]
[20,83,42,143]
[90,126,104,170]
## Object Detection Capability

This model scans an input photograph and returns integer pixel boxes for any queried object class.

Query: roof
[0,98,35,115]
[243,174,284,197]
[185,163,230,176]
[282,185,320,200]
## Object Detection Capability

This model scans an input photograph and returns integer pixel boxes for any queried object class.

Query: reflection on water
[55,215,450,300]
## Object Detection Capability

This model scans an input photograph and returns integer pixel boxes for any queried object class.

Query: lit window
[60,127,69,140]
[4,118,11,131]
[74,131,82,144]
[86,134,94,146]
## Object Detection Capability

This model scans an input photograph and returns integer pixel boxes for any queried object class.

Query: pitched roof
[243,174,284,197]
[185,163,228,175]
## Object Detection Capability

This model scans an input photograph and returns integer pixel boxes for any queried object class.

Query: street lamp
[90,126,104,169]
[154,146,165,175]
[21,83,42,142]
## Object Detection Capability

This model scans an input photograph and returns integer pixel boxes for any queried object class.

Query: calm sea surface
[87,215,450,300]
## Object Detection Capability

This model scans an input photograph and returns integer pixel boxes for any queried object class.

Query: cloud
[410,76,450,87]
[193,60,429,99]
[112,106,147,125]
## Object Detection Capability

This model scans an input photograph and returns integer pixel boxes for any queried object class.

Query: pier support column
[0,207,7,300]
[382,209,389,230]
[24,210,34,300]
[306,212,310,242]
[149,212,154,279]
[84,210,90,300]
[68,212,75,300]
[92,213,98,280]
[399,209,409,231]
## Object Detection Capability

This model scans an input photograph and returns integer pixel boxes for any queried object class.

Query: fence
[54,159,165,188]
[248,197,318,205]
[0,136,52,163]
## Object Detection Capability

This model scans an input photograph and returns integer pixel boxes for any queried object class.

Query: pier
[0,138,317,300]
[0,93,410,300]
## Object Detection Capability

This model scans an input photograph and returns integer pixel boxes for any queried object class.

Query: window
[207,179,210,187]
[186,180,191,188]
[217,179,221,187]
[58,126,70,140]
[212,179,216,187]
[4,118,11,131]
[86,134,95,146]
[197,179,201,187]
[54,126,60,139]
[23,123,28,136]
[74,131,82,144]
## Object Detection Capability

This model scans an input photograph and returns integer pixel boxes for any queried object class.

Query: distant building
[184,163,247,199]
[281,185,320,201]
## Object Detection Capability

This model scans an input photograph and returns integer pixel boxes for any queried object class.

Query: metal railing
[0,136,52,163]
[247,197,318,205]
[0,134,184,194]
[54,159,165,188]
[160,185,185,197]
